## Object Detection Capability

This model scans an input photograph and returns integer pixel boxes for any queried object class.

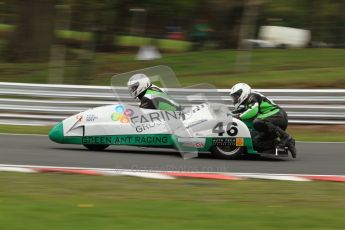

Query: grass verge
[288,125,345,142]
[0,172,344,230]
[0,49,344,88]
[0,125,52,135]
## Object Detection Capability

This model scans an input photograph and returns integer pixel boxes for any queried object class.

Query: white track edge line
[0,164,344,177]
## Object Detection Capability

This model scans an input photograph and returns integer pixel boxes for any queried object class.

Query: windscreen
[111,65,180,99]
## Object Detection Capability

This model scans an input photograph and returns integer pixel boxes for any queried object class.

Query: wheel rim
[216,146,240,156]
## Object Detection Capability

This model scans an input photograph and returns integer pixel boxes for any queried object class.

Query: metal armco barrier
[0,82,344,126]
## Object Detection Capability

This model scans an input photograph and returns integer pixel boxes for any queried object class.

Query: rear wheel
[211,146,244,159]
[83,144,109,151]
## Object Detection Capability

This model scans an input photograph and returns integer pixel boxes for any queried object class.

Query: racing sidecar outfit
[235,91,296,157]
[138,85,181,111]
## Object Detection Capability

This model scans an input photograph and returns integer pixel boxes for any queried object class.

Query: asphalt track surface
[0,134,344,175]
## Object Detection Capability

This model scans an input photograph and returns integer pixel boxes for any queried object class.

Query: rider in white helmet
[229,83,296,158]
[127,73,180,111]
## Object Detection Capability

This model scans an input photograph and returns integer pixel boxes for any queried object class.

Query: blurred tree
[69,0,119,51]
[317,0,345,45]
[92,1,119,51]
[109,0,198,37]
[144,0,198,35]
[2,0,342,60]
[258,0,345,45]
[5,0,56,61]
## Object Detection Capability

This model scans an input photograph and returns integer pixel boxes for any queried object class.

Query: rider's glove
[232,113,241,119]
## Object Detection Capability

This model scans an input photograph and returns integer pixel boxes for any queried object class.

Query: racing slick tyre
[211,146,245,159]
[83,144,109,151]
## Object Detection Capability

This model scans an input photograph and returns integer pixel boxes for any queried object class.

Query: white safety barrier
[0,82,344,126]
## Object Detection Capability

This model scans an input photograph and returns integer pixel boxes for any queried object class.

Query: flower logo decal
[111,105,134,123]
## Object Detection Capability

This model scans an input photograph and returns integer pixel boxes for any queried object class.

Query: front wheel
[83,144,109,151]
[211,146,244,159]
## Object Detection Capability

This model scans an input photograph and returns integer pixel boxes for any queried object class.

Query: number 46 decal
[212,122,238,136]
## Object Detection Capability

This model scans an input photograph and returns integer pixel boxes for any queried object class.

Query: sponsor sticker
[135,121,163,133]
[86,114,98,122]
[130,110,184,124]
[75,115,83,122]
[178,138,206,148]
[236,138,244,146]
[212,138,236,146]
[82,135,170,145]
[111,105,134,123]
[182,142,205,148]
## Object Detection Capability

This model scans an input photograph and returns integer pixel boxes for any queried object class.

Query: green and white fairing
[49,102,256,157]
[49,65,256,159]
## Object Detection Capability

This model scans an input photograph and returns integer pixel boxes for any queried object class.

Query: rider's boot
[267,124,297,158]
[278,129,296,158]
[288,138,297,158]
